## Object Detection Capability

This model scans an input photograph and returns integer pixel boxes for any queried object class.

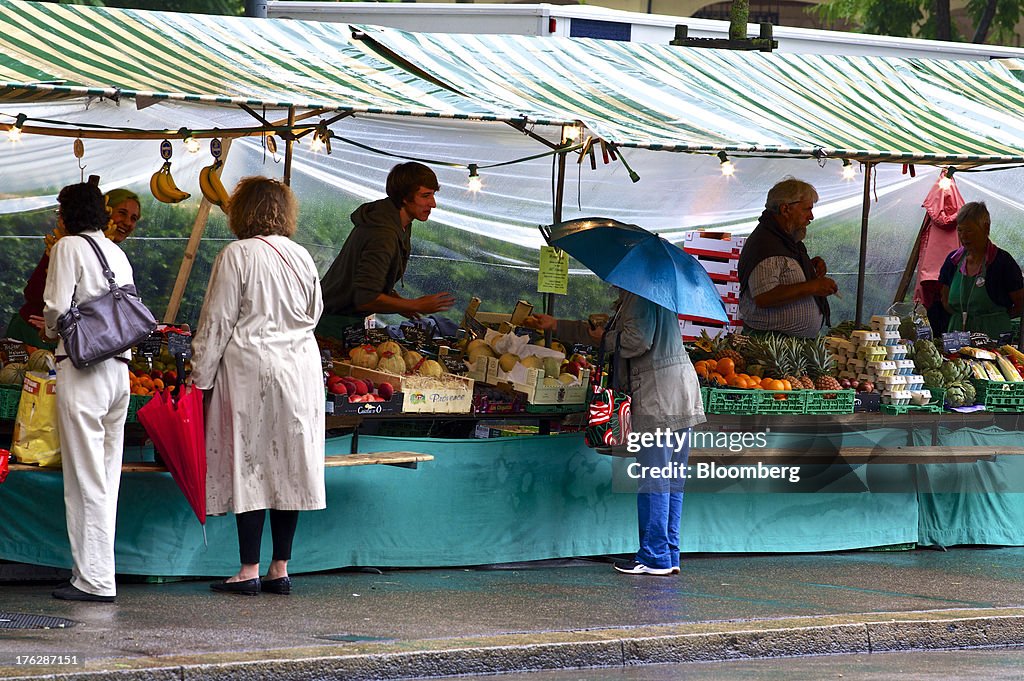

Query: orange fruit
[709,372,727,386]
[695,361,710,379]
[716,357,735,376]
[781,379,792,391]
[760,377,774,389]
[728,375,746,388]
[768,379,786,392]
[705,359,718,372]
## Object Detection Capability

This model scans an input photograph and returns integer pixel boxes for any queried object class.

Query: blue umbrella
[543,217,729,322]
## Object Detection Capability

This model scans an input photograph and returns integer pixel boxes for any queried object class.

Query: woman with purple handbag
[41,182,141,602]
[528,288,705,576]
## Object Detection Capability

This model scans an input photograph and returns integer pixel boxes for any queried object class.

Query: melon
[26,349,54,372]
[349,345,378,369]
[418,359,444,377]
[377,351,406,375]
[376,340,402,358]
[0,362,27,386]
[520,355,544,371]
[402,350,424,371]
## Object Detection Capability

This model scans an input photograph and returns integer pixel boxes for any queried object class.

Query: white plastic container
[881,331,901,346]
[870,315,901,333]
[885,344,908,360]
[910,389,933,406]
[896,359,916,376]
[904,374,925,390]
[851,330,882,347]
[857,345,888,361]
[868,360,897,377]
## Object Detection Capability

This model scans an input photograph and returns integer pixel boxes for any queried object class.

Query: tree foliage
[47,0,244,15]
[814,0,1022,44]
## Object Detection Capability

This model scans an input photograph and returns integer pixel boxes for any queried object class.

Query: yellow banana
[158,162,190,203]
[199,160,230,211]
[150,165,168,202]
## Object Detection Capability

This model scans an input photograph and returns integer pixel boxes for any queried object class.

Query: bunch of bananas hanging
[150,161,190,204]
[199,159,230,211]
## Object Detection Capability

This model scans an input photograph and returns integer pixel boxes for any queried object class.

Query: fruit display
[326,371,396,403]
[149,161,190,204]
[198,159,230,210]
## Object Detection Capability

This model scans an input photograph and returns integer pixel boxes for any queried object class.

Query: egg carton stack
[678,231,745,340]
[867,316,930,406]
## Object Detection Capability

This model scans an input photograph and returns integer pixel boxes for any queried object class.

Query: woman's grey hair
[957,201,990,230]
[765,178,819,211]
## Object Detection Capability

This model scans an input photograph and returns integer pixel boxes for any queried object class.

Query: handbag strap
[588,311,630,404]
[254,236,306,288]
[69,233,120,306]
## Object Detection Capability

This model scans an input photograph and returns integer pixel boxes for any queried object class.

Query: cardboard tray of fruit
[329,391,404,416]
[333,362,474,414]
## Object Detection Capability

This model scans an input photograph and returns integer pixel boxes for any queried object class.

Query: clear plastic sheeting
[2,100,1024,331]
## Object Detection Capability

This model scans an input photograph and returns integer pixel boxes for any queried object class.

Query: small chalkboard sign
[571,343,593,356]
[167,331,193,359]
[941,331,971,353]
[0,339,28,365]
[440,354,467,375]
[464,315,488,339]
[915,323,932,341]
[365,328,391,345]
[136,331,164,357]
[401,326,431,344]
[343,326,366,348]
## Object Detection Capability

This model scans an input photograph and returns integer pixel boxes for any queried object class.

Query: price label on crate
[136,331,164,358]
[915,322,932,341]
[167,331,193,359]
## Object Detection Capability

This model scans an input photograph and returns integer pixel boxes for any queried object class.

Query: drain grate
[0,613,75,629]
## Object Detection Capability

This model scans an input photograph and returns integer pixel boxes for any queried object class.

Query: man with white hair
[737,178,838,338]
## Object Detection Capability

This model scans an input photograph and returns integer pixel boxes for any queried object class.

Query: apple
[328,381,347,396]
[857,381,875,393]
[377,382,394,400]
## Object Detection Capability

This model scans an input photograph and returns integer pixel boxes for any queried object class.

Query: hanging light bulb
[841,159,856,180]
[308,129,324,153]
[183,135,201,154]
[938,166,956,190]
[561,123,581,144]
[6,113,27,142]
[467,164,483,192]
[717,151,735,177]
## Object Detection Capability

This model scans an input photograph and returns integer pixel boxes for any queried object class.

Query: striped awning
[356,24,1024,165]
[0,0,565,124]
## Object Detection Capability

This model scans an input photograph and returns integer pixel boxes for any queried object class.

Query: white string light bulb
[467,164,482,192]
[717,151,735,177]
[841,159,856,180]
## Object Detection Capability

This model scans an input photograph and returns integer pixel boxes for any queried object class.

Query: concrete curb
[6,609,1024,680]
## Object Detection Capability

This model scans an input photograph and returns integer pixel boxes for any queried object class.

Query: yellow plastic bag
[11,371,61,467]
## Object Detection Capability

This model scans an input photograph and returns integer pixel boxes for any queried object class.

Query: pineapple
[747,333,788,380]
[710,333,746,372]
[805,337,842,390]
[780,336,806,390]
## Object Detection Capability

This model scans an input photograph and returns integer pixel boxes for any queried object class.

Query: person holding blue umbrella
[529,289,704,575]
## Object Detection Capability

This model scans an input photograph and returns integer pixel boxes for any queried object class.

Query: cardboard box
[334,362,474,414]
[679,303,740,326]
[463,297,533,337]
[331,392,404,416]
[678,318,743,341]
[715,279,741,302]
[466,355,500,384]
[694,254,739,282]
[683,231,746,258]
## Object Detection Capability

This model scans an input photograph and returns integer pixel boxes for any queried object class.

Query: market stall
[2,2,1024,576]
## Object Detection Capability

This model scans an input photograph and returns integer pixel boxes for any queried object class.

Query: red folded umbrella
[137,386,206,527]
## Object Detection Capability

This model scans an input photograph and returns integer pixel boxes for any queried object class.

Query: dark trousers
[235,509,299,566]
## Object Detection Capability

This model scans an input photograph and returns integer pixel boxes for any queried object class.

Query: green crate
[0,384,21,420]
[803,389,856,414]
[707,388,804,415]
[972,379,1024,412]
[126,394,152,423]
[700,386,709,412]
[880,402,943,415]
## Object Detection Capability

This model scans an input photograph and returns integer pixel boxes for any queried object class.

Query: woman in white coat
[42,182,139,603]
[190,177,325,596]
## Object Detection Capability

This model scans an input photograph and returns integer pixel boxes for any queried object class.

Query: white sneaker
[613,560,674,576]
[670,566,681,575]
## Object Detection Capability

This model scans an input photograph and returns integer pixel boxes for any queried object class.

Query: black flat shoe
[210,578,260,595]
[261,576,291,595]
[52,584,115,602]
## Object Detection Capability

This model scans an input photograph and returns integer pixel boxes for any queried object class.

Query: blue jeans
[634,430,690,570]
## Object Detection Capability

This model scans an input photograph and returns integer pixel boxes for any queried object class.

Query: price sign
[537,246,569,295]
[136,331,163,357]
[401,326,431,345]
[342,326,367,348]
[915,322,932,341]
[159,140,173,160]
[440,354,467,375]
[365,328,391,345]
[167,331,193,359]
[210,138,222,160]
[941,331,971,353]
[464,315,488,339]
[0,339,28,365]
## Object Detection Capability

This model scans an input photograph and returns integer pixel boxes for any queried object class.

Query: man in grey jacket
[318,162,455,337]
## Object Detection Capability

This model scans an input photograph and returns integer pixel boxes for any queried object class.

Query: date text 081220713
[13,655,82,666]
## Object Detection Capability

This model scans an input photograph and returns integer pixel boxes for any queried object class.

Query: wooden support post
[855,163,874,327]
[163,138,233,323]
[283,107,295,186]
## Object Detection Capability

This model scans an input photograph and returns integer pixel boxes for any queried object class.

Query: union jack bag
[584,388,631,448]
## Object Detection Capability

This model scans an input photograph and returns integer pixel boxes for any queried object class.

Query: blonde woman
[191,177,325,595]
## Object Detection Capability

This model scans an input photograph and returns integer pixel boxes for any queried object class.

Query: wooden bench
[599,446,1023,465]
[7,451,434,474]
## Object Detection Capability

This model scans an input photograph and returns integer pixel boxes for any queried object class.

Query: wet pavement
[1,547,1023,679]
